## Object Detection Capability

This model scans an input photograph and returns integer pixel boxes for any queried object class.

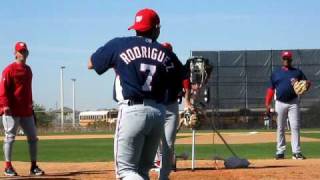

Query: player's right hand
[3,106,11,115]
[265,106,271,116]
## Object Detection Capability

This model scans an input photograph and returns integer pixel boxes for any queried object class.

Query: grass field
[2,138,320,162]
[33,128,320,136]
[37,130,114,136]
[38,129,258,136]
[301,133,320,139]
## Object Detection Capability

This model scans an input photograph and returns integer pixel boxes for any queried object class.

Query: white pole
[60,66,65,130]
[191,129,196,171]
[71,78,76,127]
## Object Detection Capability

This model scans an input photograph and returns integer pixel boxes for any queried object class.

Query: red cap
[15,42,28,52]
[281,51,292,59]
[128,8,160,32]
[162,42,173,51]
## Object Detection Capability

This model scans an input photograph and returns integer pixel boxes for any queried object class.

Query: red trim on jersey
[265,88,275,107]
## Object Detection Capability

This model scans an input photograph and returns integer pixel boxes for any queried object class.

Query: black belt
[128,99,144,106]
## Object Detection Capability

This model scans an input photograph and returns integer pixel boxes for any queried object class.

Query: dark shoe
[275,153,285,160]
[4,167,18,176]
[292,153,306,160]
[30,166,45,176]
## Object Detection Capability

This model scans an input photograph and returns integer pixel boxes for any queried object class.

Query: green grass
[31,128,320,136]
[301,133,320,139]
[176,142,320,159]
[2,139,320,162]
[37,130,115,136]
[301,128,320,132]
[7,139,114,162]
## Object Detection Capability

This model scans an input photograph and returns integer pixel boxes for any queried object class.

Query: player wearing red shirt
[0,42,44,176]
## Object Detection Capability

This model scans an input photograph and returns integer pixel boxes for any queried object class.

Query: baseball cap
[128,8,160,32]
[15,42,28,52]
[162,42,173,51]
[281,51,293,59]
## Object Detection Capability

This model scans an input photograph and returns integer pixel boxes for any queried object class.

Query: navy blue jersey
[270,67,307,102]
[91,36,178,102]
[164,51,187,104]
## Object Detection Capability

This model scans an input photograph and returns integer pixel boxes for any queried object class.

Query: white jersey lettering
[120,53,131,64]
[141,46,147,58]
[151,48,158,60]
[119,46,166,64]
[126,49,135,61]
[133,46,142,59]
[157,51,165,62]
[147,47,151,59]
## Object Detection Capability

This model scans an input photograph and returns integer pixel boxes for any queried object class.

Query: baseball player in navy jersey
[88,8,182,180]
[0,42,45,176]
[265,51,311,160]
[151,42,189,180]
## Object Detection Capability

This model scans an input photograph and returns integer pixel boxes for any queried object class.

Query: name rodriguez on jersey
[119,46,169,64]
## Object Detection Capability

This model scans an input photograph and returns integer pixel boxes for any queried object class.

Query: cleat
[292,153,306,160]
[275,154,285,160]
[4,167,18,177]
[30,166,45,176]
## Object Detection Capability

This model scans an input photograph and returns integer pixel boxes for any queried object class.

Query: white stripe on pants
[275,98,301,154]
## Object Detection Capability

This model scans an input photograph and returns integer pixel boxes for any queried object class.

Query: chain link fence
[192,49,320,129]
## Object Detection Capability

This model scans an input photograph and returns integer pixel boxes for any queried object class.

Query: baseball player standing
[88,8,181,180]
[265,51,311,160]
[153,42,189,180]
[0,42,45,176]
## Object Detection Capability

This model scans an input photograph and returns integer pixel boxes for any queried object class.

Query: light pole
[60,66,65,130]
[71,78,76,127]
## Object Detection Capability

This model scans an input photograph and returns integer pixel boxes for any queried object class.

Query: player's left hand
[293,80,309,95]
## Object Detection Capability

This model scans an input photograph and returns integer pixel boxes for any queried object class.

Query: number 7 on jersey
[140,63,156,91]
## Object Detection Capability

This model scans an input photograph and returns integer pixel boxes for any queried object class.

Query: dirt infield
[176,132,320,144]
[1,159,320,179]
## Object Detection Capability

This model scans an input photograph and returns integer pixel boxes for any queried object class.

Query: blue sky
[1,0,319,111]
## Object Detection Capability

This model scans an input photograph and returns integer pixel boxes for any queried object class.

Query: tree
[33,104,54,128]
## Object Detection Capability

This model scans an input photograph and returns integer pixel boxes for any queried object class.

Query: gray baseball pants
[2,115,38,162]
[159,101,179,180]
[114,100,165,180]
[275,98,301,155]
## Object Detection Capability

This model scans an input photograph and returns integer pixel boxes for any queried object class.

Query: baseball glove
[183,108,201,129]
[293,80,308,95]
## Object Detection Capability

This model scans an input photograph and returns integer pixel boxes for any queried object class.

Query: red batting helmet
[281,51,293,59]
[162,42,173,51]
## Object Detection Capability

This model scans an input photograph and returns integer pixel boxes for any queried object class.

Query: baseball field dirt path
[176,132,320,144]
[1,159,320,179]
